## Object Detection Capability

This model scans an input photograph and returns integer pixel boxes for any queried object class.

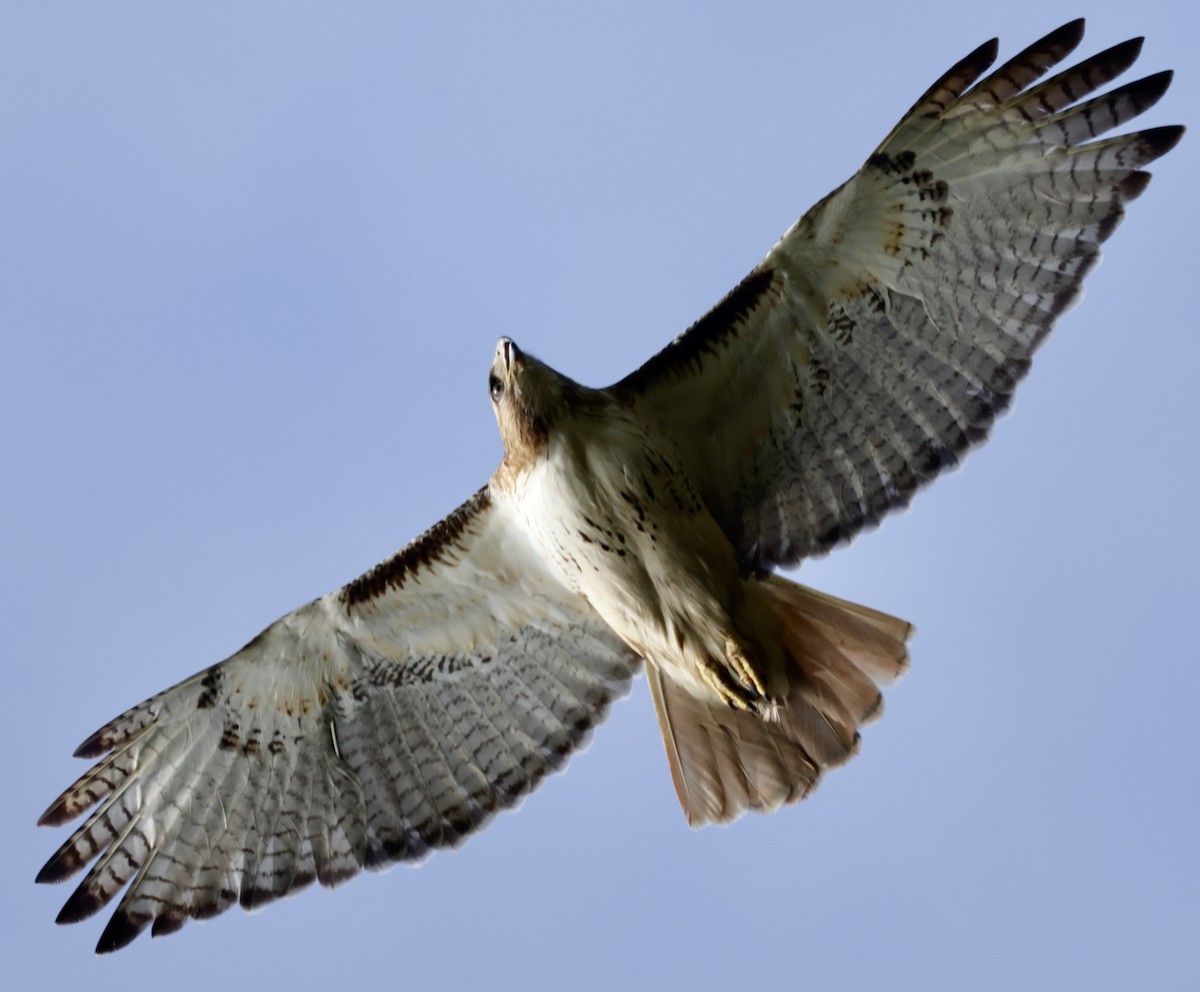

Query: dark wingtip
[37,797,70,828]
[36,859,65,885]
[1127,69,1176,115]
[95,911,146,954]
[1061,17,1086,38]
[1104,128,1185,220]
[976,36,1000,67]
[1100,36,1146,77]
[37,843,85,885]
[1117,171,1152,202]
[1141,124,1186,161]
[73,730,110,760]
[55,883,105,924]
[1032,18,1086,58]
[150,910,187,938]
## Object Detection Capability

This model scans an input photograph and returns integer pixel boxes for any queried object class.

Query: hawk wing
[37,487,638,953]
[613,20,1183,573]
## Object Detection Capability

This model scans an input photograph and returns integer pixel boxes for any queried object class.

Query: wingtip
[1147,124,1186,157]
[95,910,147,954]
[37,784,85,827]
[37,801,66,829]
[55,882,105,925]
[1010,17,1084,55]
[150,910,187,938]
[977,36,1000,66]
[1102,35,1146,73]
[1139,68,1175,100]
[1036,18,1086,59]
[73,731,110,759]
[94,906,153,954]
[37,844,84,885]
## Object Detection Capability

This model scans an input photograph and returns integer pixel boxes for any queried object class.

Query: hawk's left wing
[37,487,638,953]
[613,20,1182,572]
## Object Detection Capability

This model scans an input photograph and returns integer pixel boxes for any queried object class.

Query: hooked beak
[496,336,519,373]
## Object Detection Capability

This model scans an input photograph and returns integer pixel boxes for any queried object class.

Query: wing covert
[613,20,1182,572]
[37,487,638,952]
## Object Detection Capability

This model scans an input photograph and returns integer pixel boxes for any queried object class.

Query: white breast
[510,429,637,594]
[505,412,740,674]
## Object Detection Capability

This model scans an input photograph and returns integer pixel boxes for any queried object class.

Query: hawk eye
[489,372,504,402]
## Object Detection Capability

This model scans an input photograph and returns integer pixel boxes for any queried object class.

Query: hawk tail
[648,576,911,826]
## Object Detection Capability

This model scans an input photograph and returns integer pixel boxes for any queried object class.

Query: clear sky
[4,2,1197,989]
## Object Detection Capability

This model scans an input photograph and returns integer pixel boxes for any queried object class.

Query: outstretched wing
[613,20,1182,573]
[37,487,638,953]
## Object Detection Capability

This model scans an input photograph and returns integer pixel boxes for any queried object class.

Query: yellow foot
[724,634,769,699]
[698,654,759,712]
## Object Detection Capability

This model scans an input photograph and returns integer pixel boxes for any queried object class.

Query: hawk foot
[695,636,769,712]
[724,633,769,699]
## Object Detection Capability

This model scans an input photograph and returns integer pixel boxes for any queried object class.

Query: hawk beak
[491,337,522,401]
[495,337,523,382]
[500,337,519,373]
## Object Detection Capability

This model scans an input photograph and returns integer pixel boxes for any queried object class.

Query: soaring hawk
[38,20,1181,952]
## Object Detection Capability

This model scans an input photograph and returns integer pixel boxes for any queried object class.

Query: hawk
[38,20,1181,953]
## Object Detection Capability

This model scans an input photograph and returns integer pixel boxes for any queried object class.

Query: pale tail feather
[649,576,912,826]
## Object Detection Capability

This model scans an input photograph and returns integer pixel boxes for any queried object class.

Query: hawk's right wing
[37,486,639,953]
[614,20,1182,573]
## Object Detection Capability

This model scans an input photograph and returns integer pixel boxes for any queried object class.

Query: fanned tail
[649,575,911,826]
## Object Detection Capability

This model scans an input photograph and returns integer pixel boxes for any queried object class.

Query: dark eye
[489,373,504,402]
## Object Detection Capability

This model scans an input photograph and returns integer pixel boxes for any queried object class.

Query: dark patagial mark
[342,487,491,607]
[614,267,779,396]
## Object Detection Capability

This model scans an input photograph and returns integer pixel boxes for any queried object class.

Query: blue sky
[4,2,1197,989]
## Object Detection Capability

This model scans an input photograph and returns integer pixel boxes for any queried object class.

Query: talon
[697,643,765,713]
[725,634,768,700]
[699,656,756,712]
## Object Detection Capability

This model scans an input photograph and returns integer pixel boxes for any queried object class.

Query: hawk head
[489,337,556,467]
[489,337,607,472]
